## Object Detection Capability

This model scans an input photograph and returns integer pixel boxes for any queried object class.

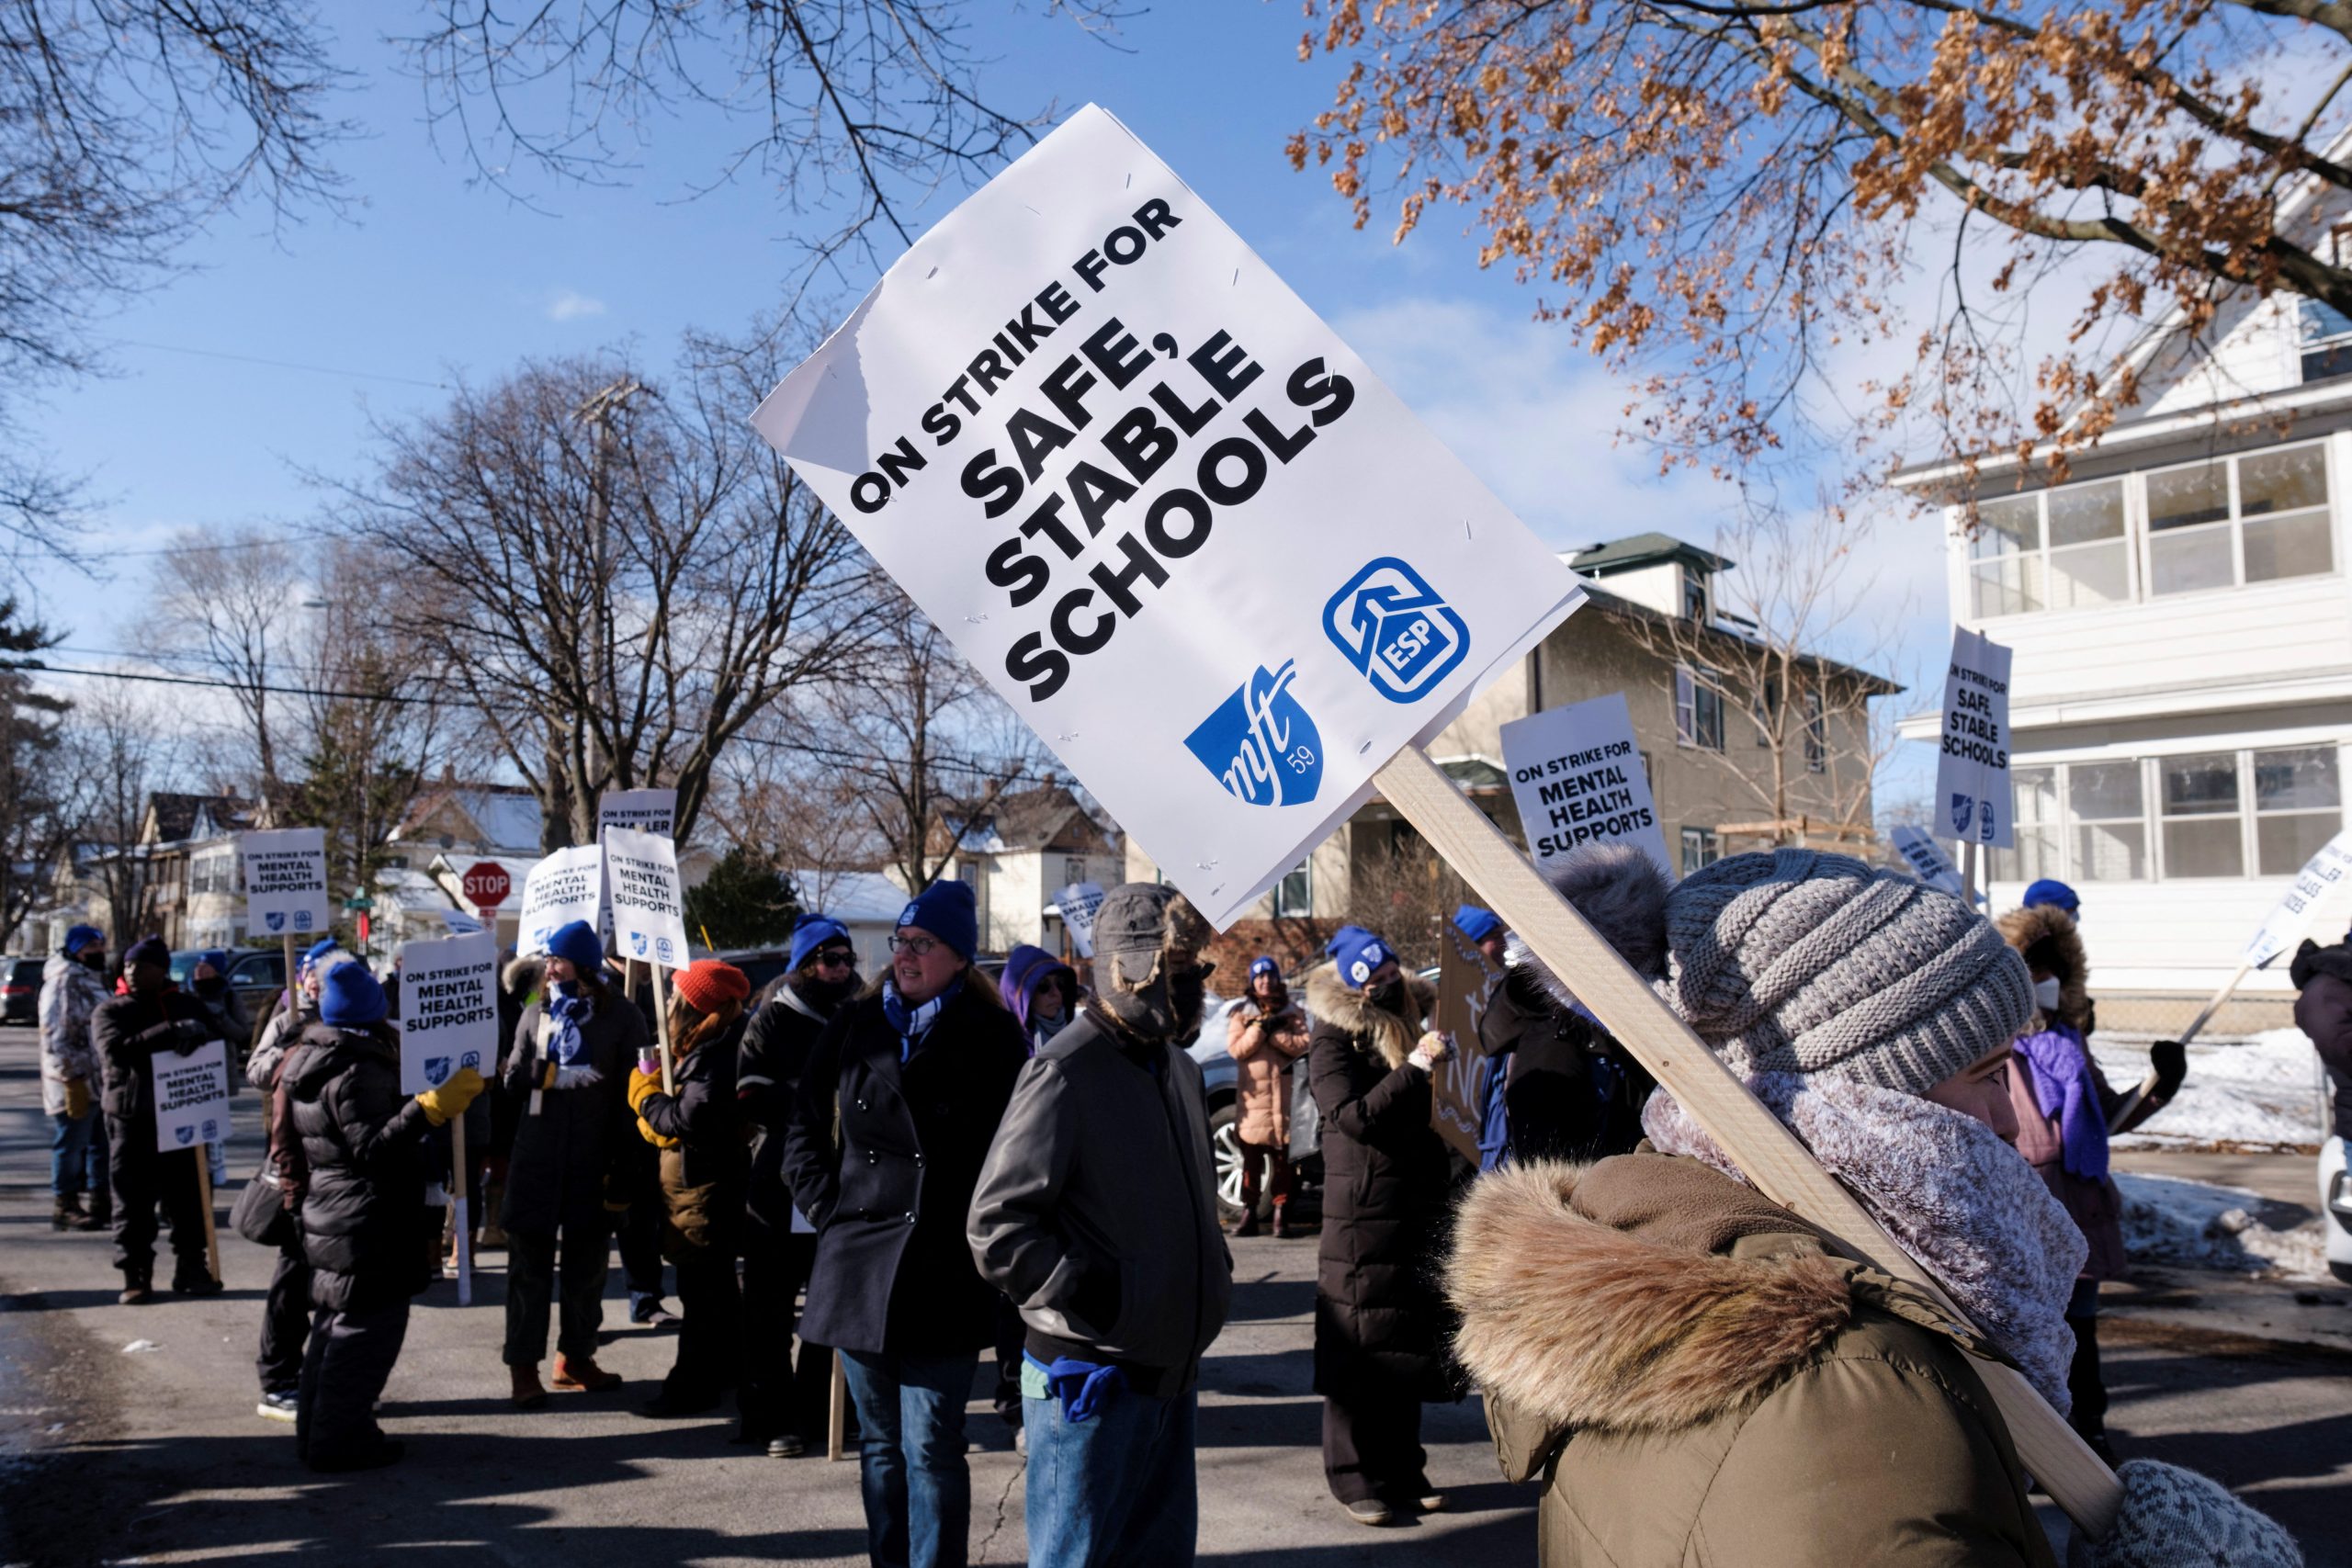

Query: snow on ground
[2114,1171,2330,1282]
[2098,1029,2331,1152]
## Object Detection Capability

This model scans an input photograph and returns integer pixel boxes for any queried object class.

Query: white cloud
[546,289,608,322]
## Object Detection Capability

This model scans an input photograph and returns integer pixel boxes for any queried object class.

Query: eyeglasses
[888,934,942,957]
[813,951,855,971]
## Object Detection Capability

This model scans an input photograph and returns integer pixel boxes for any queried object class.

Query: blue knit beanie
[319,962,388,1027]
[1324,924,1371,959]
[197,949,232,976]
[300,937,341,976]
[62,924,102,956]
[1453,905,1503,943]
[546,919,605,974]
[1250,955,1279,981]
[123,935,171,971]
[790,912,853,973]
[1330,929,1396,988]
[898,881,979,961]
[2023,878,2080,918]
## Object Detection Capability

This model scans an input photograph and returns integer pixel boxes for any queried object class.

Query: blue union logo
[1185,660,1322,807]
[1323,557,1470,703]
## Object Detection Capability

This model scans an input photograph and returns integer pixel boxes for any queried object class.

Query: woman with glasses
[784,882,1026,1568]
[735,913,864,1457]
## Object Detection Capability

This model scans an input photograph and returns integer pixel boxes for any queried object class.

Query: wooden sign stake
[451,1111,473,1306]
[828,1350,849,1461]
[195,1147,221,1284]
[650,963,676,1095]
[1372,747,2121,1539]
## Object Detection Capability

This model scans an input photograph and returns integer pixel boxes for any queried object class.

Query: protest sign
[1890,825,1965,897]
[518,844,604,955]
[1500,694,1671,874]
[599,789,678,840]
[1428,920,1503,1163]
[154,1040,232,1154]
[398,931,501,1096]
[242,829,330,936]
[2245,827,2352,970]
[1932,628,2014,850]
[750,104,1583,928]
[605,827,689,969]
[1054,881,1106,958]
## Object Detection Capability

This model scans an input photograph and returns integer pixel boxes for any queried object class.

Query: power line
[98,525,341,561]
[108,336,452,391]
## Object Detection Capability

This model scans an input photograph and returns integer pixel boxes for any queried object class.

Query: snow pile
[2098,1029,2329,1152]
[2114,1171,2329,1282]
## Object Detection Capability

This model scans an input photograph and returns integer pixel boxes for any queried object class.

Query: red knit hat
[674,959,751,1014]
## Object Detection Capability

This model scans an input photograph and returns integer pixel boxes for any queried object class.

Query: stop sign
[460,861,511,910]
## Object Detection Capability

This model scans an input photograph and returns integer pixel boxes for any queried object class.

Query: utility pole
[571,377,650,845]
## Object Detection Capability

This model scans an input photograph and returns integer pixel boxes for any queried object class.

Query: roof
[936,782,1108,854]
[1576,580,1905,697]
[786,869,907,925]
[1568,532,1734,576]
[147,793,253,844]
[1436,755,1510,795]
[392,784,543,854]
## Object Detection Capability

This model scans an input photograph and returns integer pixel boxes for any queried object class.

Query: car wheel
[1208,1100,1247,1222]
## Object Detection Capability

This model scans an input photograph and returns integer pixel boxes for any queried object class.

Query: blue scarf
[545,982,594,1067]
[2014,1022,2109,1182]
[882,976,960,1062]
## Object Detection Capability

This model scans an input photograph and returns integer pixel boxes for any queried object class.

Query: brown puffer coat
[1451,1155,2057,1567]
[1225,990,1310,1146]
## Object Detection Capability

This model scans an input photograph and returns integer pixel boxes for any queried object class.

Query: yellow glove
[63,1076,92,1122]
[416,1066,485,1127]
[628,1066,665,1116]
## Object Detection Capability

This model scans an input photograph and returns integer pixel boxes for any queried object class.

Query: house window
[2146,445,2334,596]
[1674,666,1724,750]
[1994,767,2063,883]
[2069,761,2148,882]
[2253,745,2342,874]
[1062,857,1086,889]
[1680,828,1720,875]
[1754,676,1777,748]
[1680,566,1709,622]
[1804,689,1826,773]
[1968,481,2131,618]
[2300,295,2352,383]
[2158,752,2245,878]
[1274,860,1312,918]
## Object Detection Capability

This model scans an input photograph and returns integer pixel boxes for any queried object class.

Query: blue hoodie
[999,944,1079,1054]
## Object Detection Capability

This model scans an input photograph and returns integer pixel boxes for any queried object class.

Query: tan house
[900,781,1120,958]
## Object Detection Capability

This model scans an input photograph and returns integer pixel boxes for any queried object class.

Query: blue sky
[19,3,1950,801]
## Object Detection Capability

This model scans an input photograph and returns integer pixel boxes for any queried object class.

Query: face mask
[194,976,226,996]
[1168,966,1208,1035]
[799,973,860,1011]
[2034,976,2062,1011]
[1367,978,1407,1016]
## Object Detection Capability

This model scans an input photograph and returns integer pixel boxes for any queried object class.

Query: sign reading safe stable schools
[752,105,1583,928]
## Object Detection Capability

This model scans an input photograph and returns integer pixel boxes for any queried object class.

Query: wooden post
[828,1349,849,1461]
[1961,839,1980,908]
[281,932,300,1037]
[451,1111,472,1307]
[1372,748,2121,1538]
[650,963,675,1095]
[195,1146,221,1284]
[2106,960,2250,1134]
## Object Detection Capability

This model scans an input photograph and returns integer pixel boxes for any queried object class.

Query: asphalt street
[0,1023,2346,1566]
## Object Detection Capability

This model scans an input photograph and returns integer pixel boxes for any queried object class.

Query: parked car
[2323,1136,2352,1283]
[171,947,288,1031]
[1187,991,1323,1223]
[711,947,796,1000]
[2,956,42,1024]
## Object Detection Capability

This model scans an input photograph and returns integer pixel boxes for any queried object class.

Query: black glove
[2149,1039,2188,1099]
[173,1018,215,1055]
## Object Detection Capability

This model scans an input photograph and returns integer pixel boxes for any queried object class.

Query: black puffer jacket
[92,988,221,1128]
[2292,938,2352,1140]
[1305,964,1457,1400]
[739,980,837,1233]
[783,978,1026,1357]
[285,1021,435,1313]
[499,980,645,1235]
[1478,965,1654,1167]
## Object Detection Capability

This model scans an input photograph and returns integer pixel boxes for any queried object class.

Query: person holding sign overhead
[282,961,483,1472]
[1305,927,1456,1527]
[783,881,1025,1568]
[499,919,646,1409]
[92,936,222,1304]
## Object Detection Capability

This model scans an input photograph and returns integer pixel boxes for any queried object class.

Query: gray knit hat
[1657,848,2033,1094]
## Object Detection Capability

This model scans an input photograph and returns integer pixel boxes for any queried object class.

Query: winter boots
[1271,1201,1293,1240]
[552,1353,623,1393]
[511,1364,548,1411]
[51,1194,85,1231]
[85,1192,111,1229]
[119,1268,153,1305]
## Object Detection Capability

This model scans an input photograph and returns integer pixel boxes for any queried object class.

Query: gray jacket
[967,1010,1232,1394]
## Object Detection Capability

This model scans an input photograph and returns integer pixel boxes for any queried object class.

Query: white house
[1894,267,2352,1033]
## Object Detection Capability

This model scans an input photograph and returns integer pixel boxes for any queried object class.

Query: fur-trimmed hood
[1305,962,1436,1068]
[1996,904,2089,1032]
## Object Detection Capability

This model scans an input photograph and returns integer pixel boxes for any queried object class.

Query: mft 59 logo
[1323,558,1469,704]
[1185,660,1322,807]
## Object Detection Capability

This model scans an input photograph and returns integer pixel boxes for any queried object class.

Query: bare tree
[707,710,890,908]
[67,682,181,948]
[337,343,872,852]
[1616,515,1908,849]
[1344,821,1476,972]
[141,524,303,785]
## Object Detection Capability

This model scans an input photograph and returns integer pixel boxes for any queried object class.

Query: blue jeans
[1024,1386,1198,1568]
[51,1111,107,1201]
[839,1350,978,1568]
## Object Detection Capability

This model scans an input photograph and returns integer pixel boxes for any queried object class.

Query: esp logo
[1323,558,1469,704]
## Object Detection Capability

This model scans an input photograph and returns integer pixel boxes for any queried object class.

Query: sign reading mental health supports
[399,931,501,1096]
[1933,628,2014,850]
[242,829,330,937]
[1891,825,1965,897]
[599,789,678,840]
[605,827,689,969]
[519,844,604,956]
[2245,828,2352,969]
[153,1039,232,1153]
[749,105,1584,929]
[1500,694,1672,875]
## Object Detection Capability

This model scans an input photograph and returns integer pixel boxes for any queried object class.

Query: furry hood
[2291,936,2352,990]
[1515,842,1673,1013]
[1447,1156,1871,1436]
[1996,903,2090,1032]
[1305,962,1436,1068]
[503,954,545,998]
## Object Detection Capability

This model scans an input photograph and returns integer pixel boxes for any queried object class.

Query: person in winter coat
[40,925,112,1232]
[628,957,752,1419]
[1225,955,1311,1237]
[1453,905,1509,967]
[92,936,225,1303]
[969,883,1231,1568]
[1449,846,2299,1568]
[1000,943,1079,1055]
[1997,902,2185,1462]
[2292,925,2352,1148]
[784,881,1026,1568]
[499,919,645,1408]
[483,952,543,1250]
[1306,927,1456,1526]
[284,961,483,1471]
[737,914,862,1458]
[187,951,253,1061]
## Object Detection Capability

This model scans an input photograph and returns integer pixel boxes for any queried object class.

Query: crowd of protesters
[27,846,2328,1565]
